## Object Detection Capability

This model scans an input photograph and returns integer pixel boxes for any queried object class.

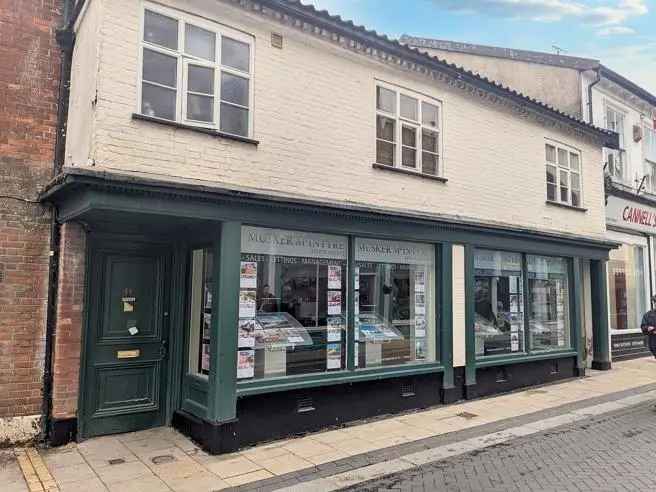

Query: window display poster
[203,313,211,340]
[327,343,342,369]
[327,291,342,315]
[239,290,256,318]
[327,316,342,342]
[328,265,342,289]
[355,267,360,291]
[238,319,258,348]
[415,269,426,292]
[354,290,360,315]
[415,339,427,360]
[240,261,258,289]
[415,292,426,315]
[511,332,519,352]
[237,349,255,379]
[201,343,210,372]
[415,316,426,338]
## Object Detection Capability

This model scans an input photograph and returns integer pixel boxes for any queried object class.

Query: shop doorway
[79,242,172,439]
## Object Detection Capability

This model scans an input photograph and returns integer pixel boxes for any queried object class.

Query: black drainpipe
[41,0,75,445]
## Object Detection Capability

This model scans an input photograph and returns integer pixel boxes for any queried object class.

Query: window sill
[132,113,259,146]
[545,200,587,213]
[236,363,444,397]
[475,349,576,369]
[372,163,448,182]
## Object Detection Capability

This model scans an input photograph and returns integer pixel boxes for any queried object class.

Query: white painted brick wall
[65,0,607,239]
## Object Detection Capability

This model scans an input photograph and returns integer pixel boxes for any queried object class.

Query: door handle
[159,339,168,359]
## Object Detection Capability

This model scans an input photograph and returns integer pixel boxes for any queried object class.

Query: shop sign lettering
[606,196,656,234]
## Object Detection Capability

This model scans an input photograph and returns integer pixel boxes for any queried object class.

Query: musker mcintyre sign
[606,195,656,234]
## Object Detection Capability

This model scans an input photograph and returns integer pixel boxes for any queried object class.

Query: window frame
[604,102,626,150]
[138,2,255,138]
[545,140,583,208]
[375,81,443,177]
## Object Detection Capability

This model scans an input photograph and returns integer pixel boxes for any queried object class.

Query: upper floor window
[546,142,581,207]
[644,124,656,164]
[604,148,625,182]
[375,83,442,176]
[605,104,626,149]
[139,5,253,137]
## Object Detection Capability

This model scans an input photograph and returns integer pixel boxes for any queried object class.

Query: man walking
[640,296,656,358]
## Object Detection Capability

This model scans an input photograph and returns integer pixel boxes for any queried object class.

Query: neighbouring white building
[402,36,656,361]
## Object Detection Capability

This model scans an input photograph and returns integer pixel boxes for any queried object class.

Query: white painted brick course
[66,0,606,239]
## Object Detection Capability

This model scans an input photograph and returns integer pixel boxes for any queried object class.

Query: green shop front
[42,169,614,453]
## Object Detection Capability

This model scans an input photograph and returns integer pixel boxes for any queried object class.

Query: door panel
[82,244,171,438]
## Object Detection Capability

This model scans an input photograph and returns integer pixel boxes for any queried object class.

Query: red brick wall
[0,1,64,418]
[52,222,86,419]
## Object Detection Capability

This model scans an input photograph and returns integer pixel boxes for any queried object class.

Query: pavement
[2,357,655,492]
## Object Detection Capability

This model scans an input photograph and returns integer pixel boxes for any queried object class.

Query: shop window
[608,244,647,331]
[140,4,252,137]
[527,255,571,351]
[376,83,442,177]
[188,248,214,376]
[354,238,437,368]
[237,226,348,380]
[545,141,582,207]
[474,250,525,357]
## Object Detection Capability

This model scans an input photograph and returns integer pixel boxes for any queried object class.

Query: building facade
[403,35,656,362]
[0,0,65,444]
[40,0,617,452]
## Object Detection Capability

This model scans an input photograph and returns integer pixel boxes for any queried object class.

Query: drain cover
[151,454,176,465]
[108,458,125,465]
[456,411,478,419]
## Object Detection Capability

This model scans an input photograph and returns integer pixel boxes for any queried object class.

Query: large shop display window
[608,243,647,332]
[237,227,348,380]
[355,238,437,367]
[474,250,525,357]
[188,248,214,376]
[475,250,572,358]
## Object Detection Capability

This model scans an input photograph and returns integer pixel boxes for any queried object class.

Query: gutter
[41,0,76,445]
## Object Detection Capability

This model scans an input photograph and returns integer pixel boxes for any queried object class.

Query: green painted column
[440,243,457,403]
[464,244,477,398]
[208,221,242,422]
[590,259,611,371]
[571,258,585,376]
[346,236,356,371]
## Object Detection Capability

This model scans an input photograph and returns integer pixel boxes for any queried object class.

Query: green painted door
[81,244,171,438]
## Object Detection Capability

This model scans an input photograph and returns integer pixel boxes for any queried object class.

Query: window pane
[402,148,416,168]
[569,152,580,171]
[376,86,396,113]
[557,148,568,167]
[144,10,178,50]
[422,101,439,128]
[560,170,569,202]
[571,189,581,207]
[400,95,418,121]
[238,227,349,380]
[608,244,647,331]
[141,83,176,120]
[188,248,213,376]
[220,103,248,136]
[376,141,395,166]
[354,237,437,368]
[474,250,525,357]
[422,129,438,152]
[402,125,416,147]
[221,72,249,106]
[185,24,216,61]
[142,49,177,87]
[547,183,556,201]
[570,173,580,190]
[187,94,213,122]
[377,115,395,141]
[527,255,571,351]
[188,65,214,94]
[546,164,556,184]
[545,144,556,163]
[221,37,250,72]
[422,152,438,175]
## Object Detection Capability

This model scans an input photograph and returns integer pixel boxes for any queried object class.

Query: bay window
[376,83,442,176]
[140,4,253,137]
[545,141,582,207]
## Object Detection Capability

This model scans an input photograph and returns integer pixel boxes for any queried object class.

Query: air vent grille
[297,395,315,413]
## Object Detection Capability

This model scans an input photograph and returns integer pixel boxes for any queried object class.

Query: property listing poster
[328,265,342,289]
[327,291,342,315]
[327,343,342,369]
[239,290,256,318]
[327,316,342,342]
[202,343,210,372]
[238,319,258,348]
[240,261,258,289]
[237,349,255,379]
